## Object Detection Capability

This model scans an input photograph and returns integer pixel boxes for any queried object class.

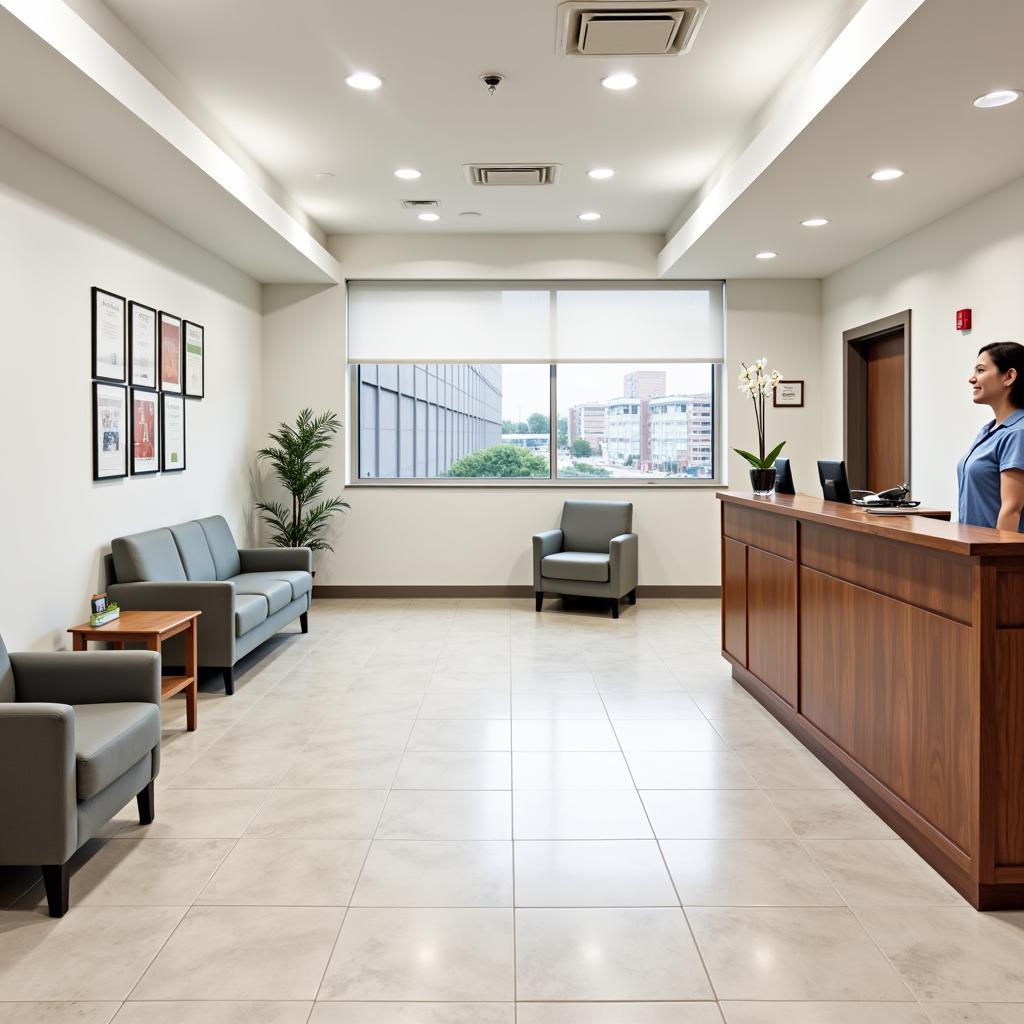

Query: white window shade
[347,281,723,363]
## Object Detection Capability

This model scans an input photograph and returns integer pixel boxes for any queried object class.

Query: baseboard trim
[312,585,721,599]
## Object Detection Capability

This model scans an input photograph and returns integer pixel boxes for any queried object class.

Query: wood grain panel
[801,522,973,625]
[748,547,798,707]
[723,538,747,666]
[995,628,1024,866]
[800,566,974,853]
[996,573,1024,627]
[723,504,794,560]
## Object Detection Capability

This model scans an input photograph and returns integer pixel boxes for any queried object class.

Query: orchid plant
[734,357,786,470]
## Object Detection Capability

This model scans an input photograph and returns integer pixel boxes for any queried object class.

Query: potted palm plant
[256,408,349,554]
[734,357,786,496]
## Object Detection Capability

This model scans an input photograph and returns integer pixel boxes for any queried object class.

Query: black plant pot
[749,468,777,495]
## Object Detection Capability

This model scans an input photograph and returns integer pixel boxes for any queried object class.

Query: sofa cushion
[235,594,269,636]
[196,516,242,580]
[111,528,188,584]
[231,573,292,615]
[560,500,633,554]
[73,702,160,801]
[233,569,311,602]
[0,635,13,703]
[542,551,611,583]
[169,522,217,581]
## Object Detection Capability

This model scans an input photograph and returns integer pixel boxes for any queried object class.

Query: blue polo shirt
[957,408,1024,530]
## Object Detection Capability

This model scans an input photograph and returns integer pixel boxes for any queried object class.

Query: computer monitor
[773,457,795,495]
[817,459,853,504]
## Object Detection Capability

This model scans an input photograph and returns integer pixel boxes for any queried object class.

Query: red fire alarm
[956,308,972,331]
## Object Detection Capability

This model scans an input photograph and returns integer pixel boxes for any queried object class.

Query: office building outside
[604,398,649,466]
[623,370,667,401]
[568,402,607,450]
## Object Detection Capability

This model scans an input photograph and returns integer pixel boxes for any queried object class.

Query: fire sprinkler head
[480,73,504,96]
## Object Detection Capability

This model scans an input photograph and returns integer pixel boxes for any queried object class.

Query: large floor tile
[112,1003,312,1023]
[392,751,511,789]
[319,907,514,1001]
[417,693,511,719]
[765,789,898,838]
[737,749,844,789]
[307,716,415,751]
[132,905,345,1000]
[116,787,270,838]
[0,1004,119,1024]
[923,1005,1024,1023]
[720,1003,929,1023]
[512,752,634,790]
[168,746,300,788]
[352,840,512,907]
[613,720,727,751]
[407,718,511,751]
[280,749,402,789]
[309,1005,514,1024]
[626,751,756,789]
[516,1004,723,1023]
[641,789,792,839]
[244,788,388,838]
[427,672,512,695]
[687,906,912,1000]
[708,716,805,750]
[513,790,653,839]
[516,907,713,1000]
[512,719,620,751]
[376,790,512,840]
[511,694,608,719]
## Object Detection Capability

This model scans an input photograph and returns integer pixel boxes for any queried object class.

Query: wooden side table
[68,610,202,731]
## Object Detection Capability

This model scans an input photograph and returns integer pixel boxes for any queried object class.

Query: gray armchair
[533,500,639,618]
[0,635,160,917]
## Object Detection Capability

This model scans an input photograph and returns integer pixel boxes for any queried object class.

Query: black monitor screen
[817,459,853,504]
[773,457,795,495]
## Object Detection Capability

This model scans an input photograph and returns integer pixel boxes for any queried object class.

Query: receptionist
[958,342,1024,531]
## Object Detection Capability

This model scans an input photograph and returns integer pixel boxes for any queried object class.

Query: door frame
[843,309,911,491]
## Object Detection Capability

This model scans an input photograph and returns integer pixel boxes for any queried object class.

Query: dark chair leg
[223,666,234,695]
[628,588,637,605]
[137,781,155,825]
[41,863,69,918]
[300,611,309,634]
[535,591,544,612]
[611,598,620,619]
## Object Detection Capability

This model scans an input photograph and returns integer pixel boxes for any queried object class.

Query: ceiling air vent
[401,199,440,209]
[464,164,562,186]
[556,1,707,56]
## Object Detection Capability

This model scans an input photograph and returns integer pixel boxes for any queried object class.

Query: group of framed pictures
[91,286,204,481]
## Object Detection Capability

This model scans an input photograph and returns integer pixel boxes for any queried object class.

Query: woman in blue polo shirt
[958,342,1024,531]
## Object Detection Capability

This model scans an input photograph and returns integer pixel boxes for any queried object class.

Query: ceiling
[99,0,865,235]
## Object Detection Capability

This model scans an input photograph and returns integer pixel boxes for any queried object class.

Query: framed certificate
[183,320,204,398]
[93,382,128,480]
[92,287,126,383]
[129,301,158,389]
[159,311,182,393]
[131,388,160,475]
[161,393,186,472]
[774,379,805,407]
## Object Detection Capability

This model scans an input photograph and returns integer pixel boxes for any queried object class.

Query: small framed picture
[129,301,158,389]
[774,380,805,407]
[183,320,204,398]
[93,382,128,480]
[131,388,160,475]
[161,392,186,472]
[159,311,182,393]
[92,287,126,383]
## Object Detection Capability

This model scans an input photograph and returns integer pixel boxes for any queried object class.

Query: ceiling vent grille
[556,0,707,56]
[401,199,441,209]
[464,163,562,186]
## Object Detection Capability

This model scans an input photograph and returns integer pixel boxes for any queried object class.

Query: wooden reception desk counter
[718,491,1024,909]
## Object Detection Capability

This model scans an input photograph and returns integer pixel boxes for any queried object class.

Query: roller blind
[347,280,723,363]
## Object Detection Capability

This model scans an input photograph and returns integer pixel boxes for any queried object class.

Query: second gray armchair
[533,500,638,618]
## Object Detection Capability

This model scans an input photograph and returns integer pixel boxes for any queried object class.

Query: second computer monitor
[817,459,853,504]
[773,457,795,494]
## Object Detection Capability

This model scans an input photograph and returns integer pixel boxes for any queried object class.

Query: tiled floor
[2,597,1024,1023]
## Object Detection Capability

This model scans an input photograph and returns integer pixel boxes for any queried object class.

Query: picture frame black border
[773,379,805,408]
[93,381,128,481]
[130,386,161,476]
[91,286,127,384]
[158,310,183,394]
[183,319,205,399]
[128,300,158,389]
[160,392,187,473]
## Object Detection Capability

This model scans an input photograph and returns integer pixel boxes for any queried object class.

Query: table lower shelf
[160,674,195,701]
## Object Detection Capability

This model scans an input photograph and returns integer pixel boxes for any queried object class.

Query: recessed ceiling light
[417,212,440,222]
[601,72,637,91]
[754,251,778,260]
[587,167,615,180]
[394,168,421,180]
[801,217,829,227]
[458,211,483,218]
[973,89,1022,108]
[346,71,382,91]
[578,211,602,221]
[870,167,904,181]
[312,171,335,181]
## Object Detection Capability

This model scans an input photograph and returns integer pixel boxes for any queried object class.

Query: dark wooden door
[865,331,906,491]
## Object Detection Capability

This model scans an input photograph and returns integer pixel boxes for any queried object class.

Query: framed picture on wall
[130,388,160,475]
[92,287,126,383]
[159,311,182,393]
[183,320,204,398]
[129,301,158,389]
[161,392,186,472]
[93,382,128,480]
[774,380,805,407]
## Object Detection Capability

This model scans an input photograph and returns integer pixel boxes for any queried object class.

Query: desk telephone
[851,484,920,509]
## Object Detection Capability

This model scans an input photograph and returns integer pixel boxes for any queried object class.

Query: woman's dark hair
[979,341,1024,407]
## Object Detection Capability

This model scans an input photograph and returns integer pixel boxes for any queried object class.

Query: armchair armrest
[532,529,564,590]
[0,704,77,863]
[609,532,639,598]
[11,651,160,705]
[238,547,313,573]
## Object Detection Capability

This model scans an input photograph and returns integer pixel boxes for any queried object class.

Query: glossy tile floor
[2,597,1024,1023]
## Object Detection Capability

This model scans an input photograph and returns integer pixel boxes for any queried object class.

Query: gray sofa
[533,500,639,618]
[109,516,312,693]
[0,635,160,916]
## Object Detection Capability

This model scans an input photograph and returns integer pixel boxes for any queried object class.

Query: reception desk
[718,491,1024,909]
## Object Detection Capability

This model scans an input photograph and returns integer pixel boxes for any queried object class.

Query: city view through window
[357,362,714,480]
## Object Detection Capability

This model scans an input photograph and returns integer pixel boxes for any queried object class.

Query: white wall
[0,126,263,650]
[822,173,1024,516]
[262,234,822,587]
